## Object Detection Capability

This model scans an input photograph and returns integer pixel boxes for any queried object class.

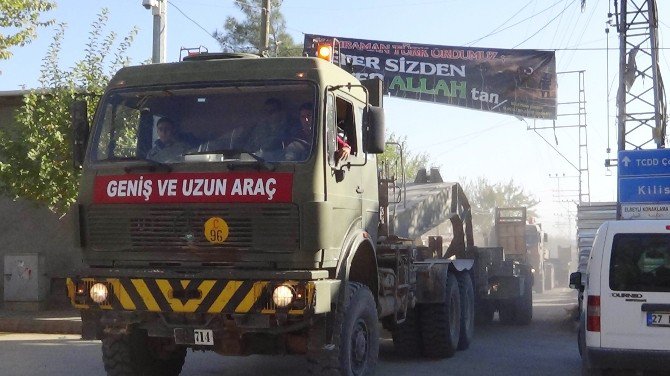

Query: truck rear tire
[307,282,379,376]
[474,299,494,325]
[102,328,186,376]
[456,272,474,350]
[391,306,422,357]
[514,278,533,325]
[498,300,516,325]
[419,272,461,358]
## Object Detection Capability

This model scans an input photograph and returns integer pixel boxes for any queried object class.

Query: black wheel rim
[351,318,369,375]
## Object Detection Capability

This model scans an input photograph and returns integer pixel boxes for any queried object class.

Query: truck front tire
[102,328,186,376]
[420,272,461,358]
[308,282,379,376]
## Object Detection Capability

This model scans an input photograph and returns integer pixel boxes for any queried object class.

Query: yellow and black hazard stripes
[67,277,295,314]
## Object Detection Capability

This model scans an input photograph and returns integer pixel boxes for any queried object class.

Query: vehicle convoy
[571,220,670,374]
[64,44,509,376]
[472,207,536,325]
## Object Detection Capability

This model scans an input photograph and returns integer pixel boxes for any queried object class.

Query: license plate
[174,328,214,345]
[194,329,214,345]
[646,312,670,327]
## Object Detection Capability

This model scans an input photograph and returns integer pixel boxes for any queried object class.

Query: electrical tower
[614,0,667,151]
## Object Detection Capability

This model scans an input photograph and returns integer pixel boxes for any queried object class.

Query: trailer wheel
[456,272,474,350]
[419,273,461,358]
[514,277,533,325]
[102,328,186,376]
[391,306,422,357]
[307,282,379,376]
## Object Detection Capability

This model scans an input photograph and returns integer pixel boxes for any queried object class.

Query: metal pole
[648,0,664,147]
[617,0,627,151]
[152,0,167,63]
[260,0,270,55]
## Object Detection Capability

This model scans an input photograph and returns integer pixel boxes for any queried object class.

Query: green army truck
[66,48,482,376]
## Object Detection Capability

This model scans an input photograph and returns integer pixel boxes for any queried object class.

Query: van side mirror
[569,272,583,291]
[543,233,549,242]
[363,105,385,154]
[71,99,89,170]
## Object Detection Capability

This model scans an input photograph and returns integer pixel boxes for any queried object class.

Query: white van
[570,220,670,375]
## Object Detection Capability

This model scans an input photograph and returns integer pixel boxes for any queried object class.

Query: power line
[465,0,534,46]
[465,0,566,46]
[168,1,219,42]
[513,0,577,49]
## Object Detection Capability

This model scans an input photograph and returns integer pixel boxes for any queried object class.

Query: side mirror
[569,272,583,291]
[70,99,89,170]
[543,233,549,242]
[363,105,385,154]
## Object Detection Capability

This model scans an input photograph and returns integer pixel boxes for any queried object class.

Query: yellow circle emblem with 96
[204,217,229,244]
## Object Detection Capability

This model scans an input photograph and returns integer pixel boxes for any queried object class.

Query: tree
[379,132,432,183]
[0,0,55,60]
[461,177,539,243]
[0,9,138,215]
[212,0,301,57]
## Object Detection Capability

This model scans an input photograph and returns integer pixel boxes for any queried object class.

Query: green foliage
[461,177,539,242]
[0,0,55,59]
[379,132,432,182]
[0,9,138,215]
[213,0,301,57]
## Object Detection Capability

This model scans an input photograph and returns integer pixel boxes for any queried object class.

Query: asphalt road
[0,288,581,376]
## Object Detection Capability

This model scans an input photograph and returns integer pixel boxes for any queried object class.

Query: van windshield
[610,233,670,292]
[91,82,316,164]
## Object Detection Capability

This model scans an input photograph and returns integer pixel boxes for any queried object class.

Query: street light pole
[143,0,167,63]
[260,0,270,56]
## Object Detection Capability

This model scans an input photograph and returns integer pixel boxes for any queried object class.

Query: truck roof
[109,56,360,88]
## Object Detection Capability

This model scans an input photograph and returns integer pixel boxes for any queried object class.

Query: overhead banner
[303,34,557,120]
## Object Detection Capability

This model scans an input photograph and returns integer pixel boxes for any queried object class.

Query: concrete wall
[0,91,82,308]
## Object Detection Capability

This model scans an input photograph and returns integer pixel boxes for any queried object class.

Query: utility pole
[615,0,666,150]
[260,0,271,56]
[143,0,167,63]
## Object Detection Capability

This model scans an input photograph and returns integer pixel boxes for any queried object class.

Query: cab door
[600,221,670,350]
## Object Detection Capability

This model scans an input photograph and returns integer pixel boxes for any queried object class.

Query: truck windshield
[91,82,317,164]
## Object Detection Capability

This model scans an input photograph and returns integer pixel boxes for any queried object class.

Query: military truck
[66,45,485,376]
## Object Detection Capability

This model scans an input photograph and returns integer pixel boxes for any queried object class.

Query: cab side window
[327,94,359,166]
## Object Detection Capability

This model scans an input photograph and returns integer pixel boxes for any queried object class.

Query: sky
[2,0,670,243]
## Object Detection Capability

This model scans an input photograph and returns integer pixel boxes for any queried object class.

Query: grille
[85,204,299,252]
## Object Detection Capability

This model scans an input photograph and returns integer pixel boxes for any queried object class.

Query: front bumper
[586,347,670,370]
[67,269,339,316]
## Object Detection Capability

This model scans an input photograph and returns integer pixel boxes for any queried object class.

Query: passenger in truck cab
[244,98,290,156]
[146,117,190,163]
[284,102,315,161]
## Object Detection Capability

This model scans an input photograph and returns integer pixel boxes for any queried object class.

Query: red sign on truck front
[93,172,293,204]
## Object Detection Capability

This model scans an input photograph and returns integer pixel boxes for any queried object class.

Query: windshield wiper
[123,158,172,173]
[185,148,275,171]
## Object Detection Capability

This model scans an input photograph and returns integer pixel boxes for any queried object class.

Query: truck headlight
[90,283,109,304]
[272,284,295,308]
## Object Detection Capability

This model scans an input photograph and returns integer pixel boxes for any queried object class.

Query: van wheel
[456,272,474,350]
[102,328,186,376]
[580,351,603,376]
[420,273,461,358]
[391,306,422,357]
[307,282,379,376]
